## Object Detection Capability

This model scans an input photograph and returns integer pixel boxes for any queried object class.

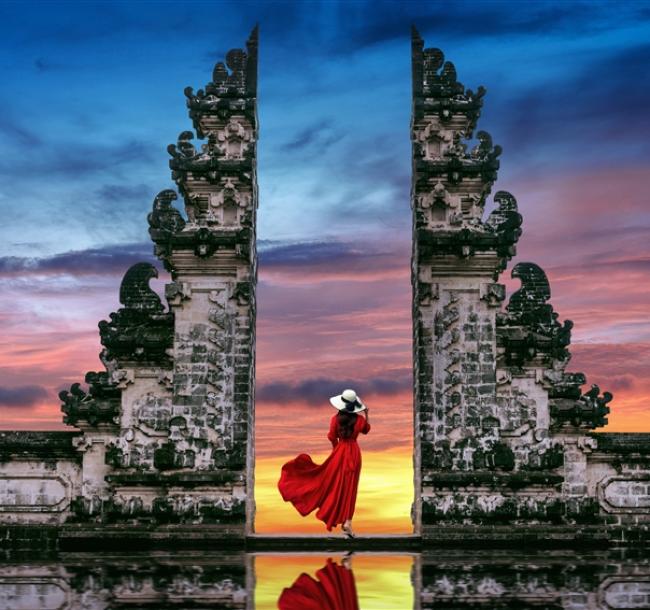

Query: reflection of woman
[277,556,359,610]
[278,389,371,537]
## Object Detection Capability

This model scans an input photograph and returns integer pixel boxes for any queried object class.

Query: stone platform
[3,525,647,552]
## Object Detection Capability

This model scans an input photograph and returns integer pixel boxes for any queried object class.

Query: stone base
[421,524,611,547]
[0,524,246,551]
[2,524,649,551]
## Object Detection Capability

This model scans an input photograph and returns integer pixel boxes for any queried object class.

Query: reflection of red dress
[278,414,371,530]
[277,558,360,610]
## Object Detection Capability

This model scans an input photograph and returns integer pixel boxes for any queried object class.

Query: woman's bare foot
[342,521,355,538]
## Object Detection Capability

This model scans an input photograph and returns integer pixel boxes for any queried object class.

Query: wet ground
[0,548,649,609]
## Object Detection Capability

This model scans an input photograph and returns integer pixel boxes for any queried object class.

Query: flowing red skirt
[278,558,360,610]
[278,439,362,531]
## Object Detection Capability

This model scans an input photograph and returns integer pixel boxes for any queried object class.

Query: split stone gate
[0,28,648,545]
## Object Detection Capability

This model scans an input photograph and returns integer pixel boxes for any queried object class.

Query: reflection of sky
[0,2,649,532]
[257,554,413,610]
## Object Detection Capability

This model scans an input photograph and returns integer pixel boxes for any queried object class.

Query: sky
[0,0,649,533]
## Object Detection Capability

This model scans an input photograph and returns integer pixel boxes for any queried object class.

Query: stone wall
[0,433,81,524]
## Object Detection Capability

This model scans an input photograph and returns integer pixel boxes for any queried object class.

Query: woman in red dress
[278,389,371,537]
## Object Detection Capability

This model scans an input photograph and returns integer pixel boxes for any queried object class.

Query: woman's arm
[327,415,339,447]
[361,407,371,434]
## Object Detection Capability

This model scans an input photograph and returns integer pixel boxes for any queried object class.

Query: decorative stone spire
[59,263,173,431]
[411,29,526,531]
[412,29,616,536]
[98,263,174,367]
[154,26,259,243]
[497,261,612,430]
[411,27,521,277]
[140,28,259,528]
[58,30,259,529]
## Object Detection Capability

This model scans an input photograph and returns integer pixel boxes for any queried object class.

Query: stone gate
[410,27,650,542]
[0,27,648,546]
[0,28,259,538]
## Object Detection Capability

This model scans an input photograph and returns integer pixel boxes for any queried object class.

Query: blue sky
[1,0,649,258]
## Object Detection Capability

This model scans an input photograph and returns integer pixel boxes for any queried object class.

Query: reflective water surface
[0,549,648,609]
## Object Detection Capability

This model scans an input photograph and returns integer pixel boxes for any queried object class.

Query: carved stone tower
[55,28,259,534]
[411,27,523,532]
[149,26,259,530]
[410,29,645,540]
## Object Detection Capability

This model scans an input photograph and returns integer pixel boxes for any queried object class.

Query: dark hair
[337,410,357,439]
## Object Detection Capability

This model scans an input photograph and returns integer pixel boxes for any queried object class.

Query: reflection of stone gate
[0,28,648,546]
[1,550,649,609]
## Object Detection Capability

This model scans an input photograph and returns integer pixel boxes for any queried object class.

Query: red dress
[278,413,371,531]
[277,558,359,610]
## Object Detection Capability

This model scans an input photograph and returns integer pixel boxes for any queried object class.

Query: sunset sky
[0,1,649,534]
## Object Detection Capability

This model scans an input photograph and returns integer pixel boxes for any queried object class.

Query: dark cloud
[14,2,199,46]
[280,119,344,153]
[258,238,408,274]
[47,139,156,177]
[608,375,636,391]
[538,256,650,277]
[0,385,48,408]
[260,240,361,266]
[594,257,650,272]
[322,144,410,225]
[0,242,156,277]
[0,134,156,179]
[570,343,650,383]
[34,58,66,72]
[0,112,42,147]
[500,42,650,163]
[257,373,412,404]
[95,183,152,203]
[301,0,632,54]
[12,0,625,61]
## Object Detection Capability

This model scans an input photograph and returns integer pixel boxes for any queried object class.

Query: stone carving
[599,475,650,512]
[551,384,612,429]
[133,393,172,434]
[98,263,174,365]
[498,262,573,365]
[412,28,486,133]
[470,131,501,161]
[216,119,252,158]
[59,371,120,427]
[119,262,164,312]
[0,476,71,512]
[147,189,186,237]
[484,191,523,257]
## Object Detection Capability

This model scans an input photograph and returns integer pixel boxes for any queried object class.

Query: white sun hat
[329,388,367,413]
